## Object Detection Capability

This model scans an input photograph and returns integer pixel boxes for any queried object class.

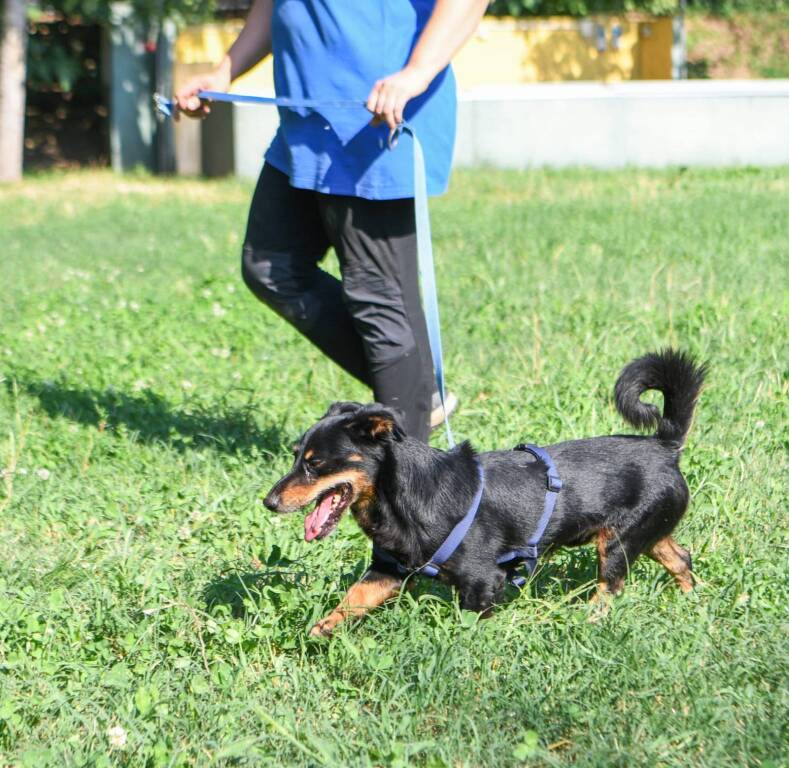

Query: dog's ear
[346,404,406,441]
[323,401,364,419]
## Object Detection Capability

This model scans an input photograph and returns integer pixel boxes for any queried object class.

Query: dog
[264,349,707,636]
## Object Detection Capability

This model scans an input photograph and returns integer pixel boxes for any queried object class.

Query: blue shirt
[265,0,456,200]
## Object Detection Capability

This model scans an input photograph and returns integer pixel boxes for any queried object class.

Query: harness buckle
[523,545,539,560]
[547,474,563,493]
[419,562,440,578]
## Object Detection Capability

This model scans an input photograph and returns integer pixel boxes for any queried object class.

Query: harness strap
[373,458,484,577]
[497,443,563,586]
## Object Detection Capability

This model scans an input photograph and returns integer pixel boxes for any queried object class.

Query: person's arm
[366,0,489,129]
[174,0,274,119]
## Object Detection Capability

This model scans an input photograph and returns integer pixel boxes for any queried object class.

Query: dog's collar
[373,444,563,588]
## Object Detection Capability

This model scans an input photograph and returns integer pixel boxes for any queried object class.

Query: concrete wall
[206,80,789,179]
[454,80,789,169]
[107,4,176,172]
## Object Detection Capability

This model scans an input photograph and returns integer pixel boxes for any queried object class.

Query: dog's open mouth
[304,483,353,542]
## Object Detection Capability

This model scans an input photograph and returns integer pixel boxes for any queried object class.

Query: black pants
[241,163,433,441]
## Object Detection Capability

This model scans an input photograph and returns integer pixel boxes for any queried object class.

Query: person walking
[176,0,487,441]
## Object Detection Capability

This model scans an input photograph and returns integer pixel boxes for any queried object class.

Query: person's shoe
[430,390,459,431]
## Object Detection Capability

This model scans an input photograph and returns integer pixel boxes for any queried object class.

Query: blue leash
[154,90,455,447]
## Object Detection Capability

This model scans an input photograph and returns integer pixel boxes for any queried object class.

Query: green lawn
[0,167,786,767]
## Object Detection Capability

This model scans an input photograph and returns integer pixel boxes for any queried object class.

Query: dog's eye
[305,456,324,469]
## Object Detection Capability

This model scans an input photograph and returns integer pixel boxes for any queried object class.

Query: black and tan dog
[264,349,706,636]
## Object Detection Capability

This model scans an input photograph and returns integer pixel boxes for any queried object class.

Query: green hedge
[31,0,215,25]
[487,0,788,16]
[33,0,789,25]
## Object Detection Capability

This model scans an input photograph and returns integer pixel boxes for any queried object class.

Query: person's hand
[174,58,232,120]
[366,64,432,130]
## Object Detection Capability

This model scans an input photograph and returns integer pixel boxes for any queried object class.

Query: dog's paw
[587,594,613,623]
[309,613,342,637]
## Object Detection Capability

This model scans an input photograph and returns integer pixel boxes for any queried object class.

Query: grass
[0,166,787,767]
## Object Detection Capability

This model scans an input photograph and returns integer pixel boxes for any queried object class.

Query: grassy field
[0,167,787,767]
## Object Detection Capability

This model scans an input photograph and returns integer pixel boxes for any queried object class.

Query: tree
[1,1,216,181]
[0,0,28,182]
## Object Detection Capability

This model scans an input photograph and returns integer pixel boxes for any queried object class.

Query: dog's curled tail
[614,349,707,446]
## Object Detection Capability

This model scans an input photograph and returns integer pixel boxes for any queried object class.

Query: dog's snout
[263,489,282,512]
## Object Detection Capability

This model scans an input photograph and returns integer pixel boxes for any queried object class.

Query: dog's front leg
[309,569,402,637]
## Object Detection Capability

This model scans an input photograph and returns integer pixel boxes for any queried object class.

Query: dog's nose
[263,490,281,512]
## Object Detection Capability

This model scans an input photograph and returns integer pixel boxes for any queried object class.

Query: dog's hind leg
[647,536,694,592]
[592,523,656,605]
[309,570,402,637]
[592,527,631,602]
[593,489,690,603]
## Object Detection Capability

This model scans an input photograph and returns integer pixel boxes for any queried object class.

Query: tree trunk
[0,0,27,182]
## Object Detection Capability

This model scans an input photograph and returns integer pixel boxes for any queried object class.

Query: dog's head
[263,402,405,541]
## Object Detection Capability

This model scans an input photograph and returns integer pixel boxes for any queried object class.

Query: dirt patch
[686,12,789,79]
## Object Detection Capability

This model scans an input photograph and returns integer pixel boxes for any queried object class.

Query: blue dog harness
[373,443,563,588]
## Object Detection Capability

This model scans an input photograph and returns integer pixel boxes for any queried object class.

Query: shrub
[487,0,788,17]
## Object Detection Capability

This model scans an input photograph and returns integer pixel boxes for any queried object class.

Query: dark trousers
[241,163,433,441]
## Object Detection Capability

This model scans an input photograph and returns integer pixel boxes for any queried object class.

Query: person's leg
[318,194,433,442]
[241,163,372,386]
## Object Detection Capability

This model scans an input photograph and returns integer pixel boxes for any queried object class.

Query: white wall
[454,80,789,169]
[220,80,789,179]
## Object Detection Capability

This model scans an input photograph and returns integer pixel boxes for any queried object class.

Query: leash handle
[153,91,455,447]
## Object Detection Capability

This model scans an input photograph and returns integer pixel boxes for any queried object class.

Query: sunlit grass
[1,167,786,767]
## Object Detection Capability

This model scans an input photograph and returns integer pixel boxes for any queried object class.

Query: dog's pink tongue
[304,495,334,542]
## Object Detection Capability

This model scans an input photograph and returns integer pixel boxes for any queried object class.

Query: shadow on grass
[9,376,287,456]
[534,544,689,599]
[203,545,371,620]
[203,550,321,619]
[535,547,599,598]
[203,570,287,618]
[497,548,598,606]
[202,546,603,621]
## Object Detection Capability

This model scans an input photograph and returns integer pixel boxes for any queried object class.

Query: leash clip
[153,93,174,121]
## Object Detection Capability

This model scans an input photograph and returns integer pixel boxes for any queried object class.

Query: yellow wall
[454,16,674,86]
[174,21,273,92]
[174,14,674,91]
